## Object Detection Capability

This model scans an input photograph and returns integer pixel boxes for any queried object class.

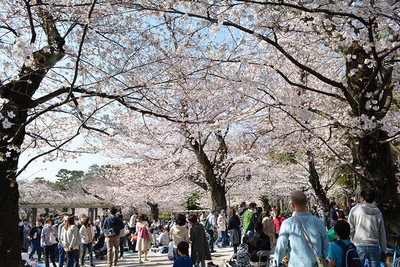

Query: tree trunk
[208,181,227,212]
[185,132,228,213]
[146,202,159,222]
[259,195,272,213]
[0,84,34,266]
[353,131,400,234]
[307,151,330,208]
[0,178,20,266]
[23,209,32,222]
[0,4,66,264]
[342,42,400,234]
[31,208,38,226]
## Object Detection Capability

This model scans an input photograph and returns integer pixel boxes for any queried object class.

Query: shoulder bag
[293,216,328,267]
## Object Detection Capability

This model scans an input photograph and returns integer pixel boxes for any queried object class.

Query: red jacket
[273,216,286,234]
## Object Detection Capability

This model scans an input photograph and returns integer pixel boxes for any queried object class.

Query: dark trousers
[66,249,79,267]
[119,237,126,257]
[44,244,57,267]
[207,230,215,251]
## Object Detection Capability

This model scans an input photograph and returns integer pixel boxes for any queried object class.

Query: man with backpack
[103,207,124,267]
[327,220,362,267]
[204,210,217,253]
[348,190,386,267]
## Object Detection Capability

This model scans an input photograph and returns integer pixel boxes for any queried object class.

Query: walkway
[92,247,233,267]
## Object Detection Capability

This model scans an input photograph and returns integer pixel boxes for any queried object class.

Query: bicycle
[385,234,400,267]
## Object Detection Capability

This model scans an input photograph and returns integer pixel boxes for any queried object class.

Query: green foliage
[269,151,298,164]
[335,165,354,189]
[30,165,110,192]
[158,213,171,220]
[33,177,47,184]
[394,139,400,147]
[84,164,109,181]
[54,169,85,191]
[184,192,202,210]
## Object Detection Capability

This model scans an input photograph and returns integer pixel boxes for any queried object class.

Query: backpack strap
[335,240,350,251]
[335,240,350,267]
[205,216,211,228]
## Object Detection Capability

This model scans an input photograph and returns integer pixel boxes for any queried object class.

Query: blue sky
[18,152,110,182]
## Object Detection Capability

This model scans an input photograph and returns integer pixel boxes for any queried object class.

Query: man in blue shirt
[273,191,329,267]
[103,207,124,267]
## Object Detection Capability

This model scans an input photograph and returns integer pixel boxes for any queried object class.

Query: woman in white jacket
[79,215,95,267]
[60,215,81,267]
[170,214,189,259]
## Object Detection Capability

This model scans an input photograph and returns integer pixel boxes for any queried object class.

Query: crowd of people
[19,188,389,267]
[19,207,146,267]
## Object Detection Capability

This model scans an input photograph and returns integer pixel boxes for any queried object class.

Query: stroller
[225,243,271,267]
[93,235,107,260]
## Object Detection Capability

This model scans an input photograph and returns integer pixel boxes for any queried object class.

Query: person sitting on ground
[327,220,361,267]
[158,226,170,247]
[173,241,193,267]
[243,221,271,262]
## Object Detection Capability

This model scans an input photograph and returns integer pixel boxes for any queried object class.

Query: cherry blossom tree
[0,1,199,264]
[2,1,400,265]
[128,0,400,229]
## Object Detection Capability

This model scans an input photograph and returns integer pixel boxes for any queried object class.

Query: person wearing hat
[214,209,228,248]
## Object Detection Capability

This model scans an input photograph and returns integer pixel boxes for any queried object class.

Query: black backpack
[335,240,362,267]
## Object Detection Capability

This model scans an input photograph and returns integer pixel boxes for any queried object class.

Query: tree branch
[24,0,36,43]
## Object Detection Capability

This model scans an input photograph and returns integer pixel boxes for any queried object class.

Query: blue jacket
[103,215,124,236]
[273,212,329,267]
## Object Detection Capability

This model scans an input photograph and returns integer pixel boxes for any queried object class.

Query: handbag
[293,216,328,267]
[167,241,174,260]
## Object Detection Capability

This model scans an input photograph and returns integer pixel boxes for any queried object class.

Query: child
[327,220,361,267]
[173,241,192,267]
